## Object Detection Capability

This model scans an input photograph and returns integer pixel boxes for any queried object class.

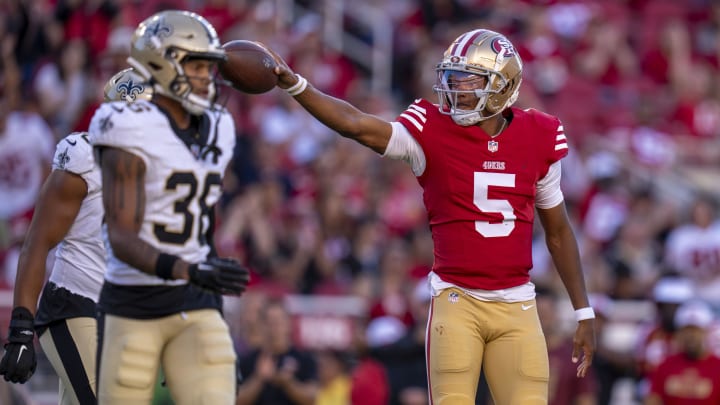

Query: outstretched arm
[537,203,596,377]
[268,48,393,154]
[13,170,87,313]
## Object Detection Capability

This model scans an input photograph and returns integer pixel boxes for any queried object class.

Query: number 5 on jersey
[473,172,516,238]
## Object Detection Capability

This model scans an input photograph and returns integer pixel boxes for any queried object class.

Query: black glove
[188,257,250,295]
[0,307,37,383]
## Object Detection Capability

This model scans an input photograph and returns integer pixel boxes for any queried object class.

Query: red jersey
[649,353,720,405]
[396,100,567,290]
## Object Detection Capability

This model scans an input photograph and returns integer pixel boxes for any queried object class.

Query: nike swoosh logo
[17,345,27,364]
[66,139,77,146]
[521,304,534,311]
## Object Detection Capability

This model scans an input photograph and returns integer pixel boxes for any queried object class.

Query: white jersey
[0,111,55,219]
[48,132,105,301]
[664,221,720,304]
[89,100,235,286]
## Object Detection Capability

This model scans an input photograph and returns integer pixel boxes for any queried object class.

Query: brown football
[219,40,278,94]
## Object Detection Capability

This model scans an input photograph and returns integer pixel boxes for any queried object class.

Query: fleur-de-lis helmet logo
[116,79,146,101]
[143,18,173,49]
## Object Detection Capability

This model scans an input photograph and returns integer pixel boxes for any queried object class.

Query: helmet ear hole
[498,79,513,96]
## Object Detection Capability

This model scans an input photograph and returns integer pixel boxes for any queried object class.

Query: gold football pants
[427,288,549,405]
[39,317,98,405]
[98,309,236,405]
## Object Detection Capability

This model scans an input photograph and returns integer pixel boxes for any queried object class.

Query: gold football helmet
[104,68,153,102]
[128,10,226,114]
[434,29,523,126]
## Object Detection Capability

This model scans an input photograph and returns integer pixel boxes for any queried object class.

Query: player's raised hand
[0,307,37,383]
[571,319,596,378]
[262,46,299,90]
[188,257,250,295]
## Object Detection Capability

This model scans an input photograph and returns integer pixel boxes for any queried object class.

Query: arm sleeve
[382,121,427,176]
[535,161,564,209]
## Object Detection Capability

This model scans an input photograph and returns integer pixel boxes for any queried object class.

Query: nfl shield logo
[488,140,499,153]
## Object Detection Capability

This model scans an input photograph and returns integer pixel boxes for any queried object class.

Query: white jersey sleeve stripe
[409,104,427,116]
[406,108,427,123]
[400,113,425,132]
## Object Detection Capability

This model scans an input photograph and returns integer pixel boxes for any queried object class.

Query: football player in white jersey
[88,10,249,405]
[0,68,152,405]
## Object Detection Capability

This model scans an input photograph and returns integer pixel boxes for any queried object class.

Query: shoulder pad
[53,132,95,174]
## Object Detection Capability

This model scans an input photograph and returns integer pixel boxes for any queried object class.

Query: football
[219,40,278,94]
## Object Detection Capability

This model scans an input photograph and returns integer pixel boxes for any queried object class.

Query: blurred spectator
[315,349,352,405]
[635,276,695,399]
[3,0,62,84]
[0,90,55,238]
[646,300,720,405]
[515,7,568,99]
[33,38,92,137]
[603,210,664,300]
[668,61,720,140]
[349,317,390,405]
[537,287,598,405]
[53,0,120,59]
[259,96,335,167]
[589,293,636,405]
[196,0,246,38]
[371,280,430,405]
[579,151,629,255]
[574,17,637,89]
[367,239,415,327]
[664,194,720,307]
[640,19,691,87]
[237,299,318,405]
[226,291,269,355]
[287,13,360,99]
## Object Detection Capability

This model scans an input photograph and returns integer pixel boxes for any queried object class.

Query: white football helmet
[104,68,153,102]
[128,10,226,115]
[433,29,523,126]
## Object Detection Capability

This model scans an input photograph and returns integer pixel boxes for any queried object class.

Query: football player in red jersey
[268,28,596,404]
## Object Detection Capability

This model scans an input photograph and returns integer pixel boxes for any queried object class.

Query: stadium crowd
[2,0,720,404]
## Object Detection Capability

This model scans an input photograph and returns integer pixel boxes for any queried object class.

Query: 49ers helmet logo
[491,37,515,57]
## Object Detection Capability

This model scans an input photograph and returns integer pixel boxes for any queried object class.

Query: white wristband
[286,74,308,96]
[575,307,595,322]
